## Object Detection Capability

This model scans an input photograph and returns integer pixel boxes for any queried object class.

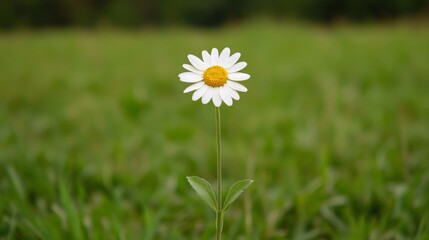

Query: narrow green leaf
[187,176,217,211]
[223,179,253,212]
[59,180,84,240]
[7,166,26,200]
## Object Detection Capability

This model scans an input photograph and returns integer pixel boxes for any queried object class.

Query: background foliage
[0,0,429,28]
[1,21,429,239]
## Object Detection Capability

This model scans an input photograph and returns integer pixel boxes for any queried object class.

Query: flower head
[179,48,250,107]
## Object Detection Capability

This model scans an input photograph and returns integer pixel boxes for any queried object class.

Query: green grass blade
[59,181,84,240]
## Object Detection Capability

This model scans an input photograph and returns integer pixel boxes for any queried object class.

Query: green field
[1,22,429,239]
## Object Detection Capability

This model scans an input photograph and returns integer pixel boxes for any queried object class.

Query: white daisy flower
[179,47,250,107]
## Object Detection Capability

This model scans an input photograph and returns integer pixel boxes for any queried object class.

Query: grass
[1,21,429,239]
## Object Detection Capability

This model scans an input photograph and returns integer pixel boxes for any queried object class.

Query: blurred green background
[1,1,429,240]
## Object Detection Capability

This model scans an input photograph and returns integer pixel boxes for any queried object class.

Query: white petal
[188,54,207,71]
[227,80,247,92]
[228,72,250,81]
[183,64,202,74]
[218,47,230,65]
[211,48,219,65]
[212,88,222,107]
[192,85,209,101]
[179,72,203,83]
[228,62,247,73]
[202,87,214,104]
[202,50,212,66]
[183,82,205,93]
[223,84,240,100]
[219,87,233,106]
[224,52,241,68]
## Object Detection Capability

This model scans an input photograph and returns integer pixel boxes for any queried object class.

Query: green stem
[215,107,223,240]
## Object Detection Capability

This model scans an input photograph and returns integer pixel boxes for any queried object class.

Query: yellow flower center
[203,66,228,87]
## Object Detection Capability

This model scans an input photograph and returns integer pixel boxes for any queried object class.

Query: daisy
[179,47,250,107]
